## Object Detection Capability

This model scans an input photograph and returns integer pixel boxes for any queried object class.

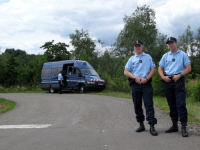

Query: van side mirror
[78,73,82,77]
[99,74,101,77]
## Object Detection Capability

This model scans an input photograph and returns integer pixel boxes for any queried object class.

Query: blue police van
[41,60,106,93]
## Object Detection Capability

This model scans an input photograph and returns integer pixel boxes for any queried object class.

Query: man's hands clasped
[162,74,181,83]
[135,77,148,84]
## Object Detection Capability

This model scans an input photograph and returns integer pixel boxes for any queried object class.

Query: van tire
[79,85,85,93]
[49,86,55,93]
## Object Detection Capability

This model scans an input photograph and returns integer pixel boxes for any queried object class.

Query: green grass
[0,98,16,114]
[0,86,47,93]
[185,79,198,97]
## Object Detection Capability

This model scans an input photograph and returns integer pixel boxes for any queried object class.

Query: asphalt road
[0,93,199,150]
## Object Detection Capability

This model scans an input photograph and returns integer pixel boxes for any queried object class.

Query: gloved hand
[175,79,183,89]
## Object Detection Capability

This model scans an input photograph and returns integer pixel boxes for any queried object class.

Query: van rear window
[42,68,50,77]
[52,67,62,77]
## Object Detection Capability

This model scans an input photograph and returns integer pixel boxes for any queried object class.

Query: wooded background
[1,5,200,100]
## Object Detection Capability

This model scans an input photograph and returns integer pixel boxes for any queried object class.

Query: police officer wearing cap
[158,37,191,137]
[124,40,158,136]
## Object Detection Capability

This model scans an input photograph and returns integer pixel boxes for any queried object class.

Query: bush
[152,66,165,97]
[192,78,200,102]
[185,79,196,97]
[111,76,130,93]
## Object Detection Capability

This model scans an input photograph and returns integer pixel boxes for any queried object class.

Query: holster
[128,78,135,86]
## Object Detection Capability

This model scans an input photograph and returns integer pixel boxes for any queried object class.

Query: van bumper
[85,82,106,91]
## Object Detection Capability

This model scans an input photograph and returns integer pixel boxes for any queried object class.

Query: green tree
[178,25,194,56]
[152,64,165,96]
[69,29,97,62]
[113,5,157,58]
[193,27,200,55]
[40,40,70,62]
[0,59,5,85]
[4,48,15,55]
[153,33,169,64]
[4,54,18,87]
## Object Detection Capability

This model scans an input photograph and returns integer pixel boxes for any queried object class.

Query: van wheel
[49,86,55,93]
[79,85,85,93]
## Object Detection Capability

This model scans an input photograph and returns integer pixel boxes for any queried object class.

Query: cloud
[155,0,200,38]
[0,0,200,54]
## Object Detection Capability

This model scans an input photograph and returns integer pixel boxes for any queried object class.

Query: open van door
[67,66,83,88]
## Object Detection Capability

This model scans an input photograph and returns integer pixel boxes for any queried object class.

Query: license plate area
[98,83,104,86]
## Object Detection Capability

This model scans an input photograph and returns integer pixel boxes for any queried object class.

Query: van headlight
[87,81,95,84]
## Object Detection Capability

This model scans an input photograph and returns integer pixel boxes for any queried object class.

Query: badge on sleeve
[139,60,142,63]
[172,58,175,62]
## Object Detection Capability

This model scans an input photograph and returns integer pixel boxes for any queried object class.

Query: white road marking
[0,124,51,129]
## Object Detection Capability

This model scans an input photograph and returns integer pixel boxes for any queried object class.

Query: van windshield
[77,61,93,69]
[80,68,99,76]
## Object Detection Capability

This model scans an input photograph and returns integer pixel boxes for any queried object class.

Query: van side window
[52,67,62,77]
[42,68,50,77]
[72,68,76,75]
[72,68,80,76]
[76,69,80,76]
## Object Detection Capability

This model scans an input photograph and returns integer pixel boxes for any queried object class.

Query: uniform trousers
[164,77,187,125]
[58,80,62,93]
[131,81,157,124]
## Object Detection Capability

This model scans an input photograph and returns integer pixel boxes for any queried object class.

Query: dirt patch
[188,122,200,136]
[0,104,8,111]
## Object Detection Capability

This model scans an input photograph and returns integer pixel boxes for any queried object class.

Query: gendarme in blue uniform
[125,51,157,125]
[159,49,191,125]
[58,72,63,94]
[159,49,190,75]
[58,73,63,81]
[125,52,155,78]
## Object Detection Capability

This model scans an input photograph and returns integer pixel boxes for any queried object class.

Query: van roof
[43,60,93,69]
[43,60,85,65]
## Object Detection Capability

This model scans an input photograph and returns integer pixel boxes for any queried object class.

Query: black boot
[136,122,145,132]
[150,124,158,136]
[181,125,189,137]
[165,122,178,133]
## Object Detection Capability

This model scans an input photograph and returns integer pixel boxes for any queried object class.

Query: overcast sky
[0,0,200,54]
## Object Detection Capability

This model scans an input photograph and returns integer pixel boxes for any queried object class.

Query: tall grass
[185,79,197,97]
[0,86,46,93]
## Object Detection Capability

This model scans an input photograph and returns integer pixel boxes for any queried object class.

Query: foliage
[69,29,97,64]
[0,60,5,86]
[153,33,169,64]
[185,78,197,97]
[96,49,125,77]
[152,65,165,96]
[192,75,200,102]
[1,6,200,98]
[177,26,200,77]
[193,27,200,54]
[96,65,112,91]
[0,49,47,87]
[178,25,194,55]
[3,54,18,87]
[113,5,157,58]
[40,40,70,62]
[0,85,45,93]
